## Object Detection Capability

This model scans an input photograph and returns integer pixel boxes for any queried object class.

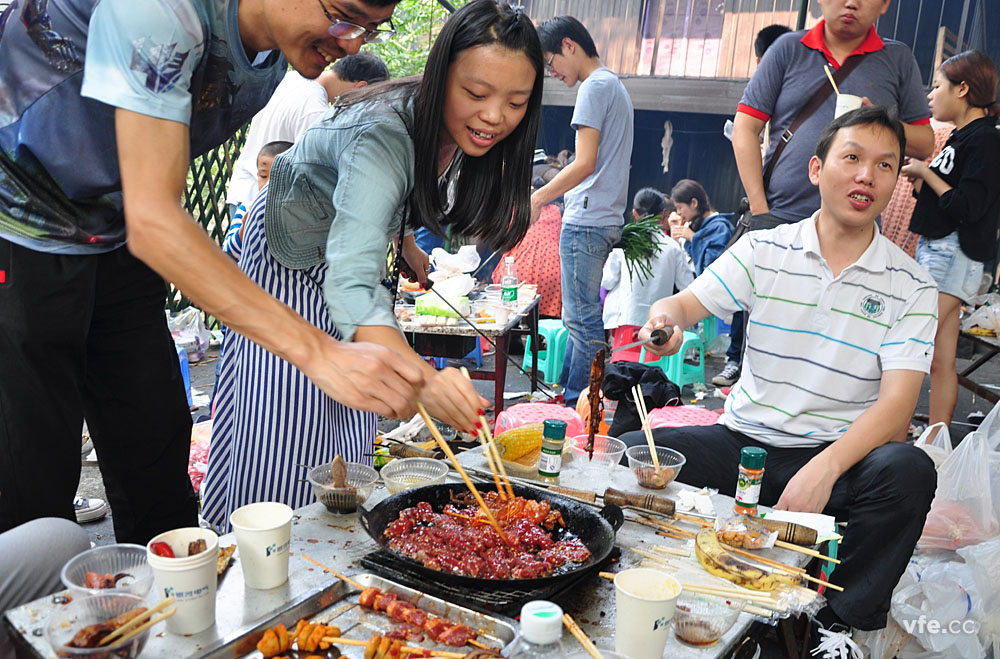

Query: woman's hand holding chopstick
[421,368,489,435]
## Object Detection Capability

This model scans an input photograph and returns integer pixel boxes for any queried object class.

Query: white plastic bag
[429,245,480,278]
[166,307,210,361]
[913,422,953,468]
[957,537,1000,650]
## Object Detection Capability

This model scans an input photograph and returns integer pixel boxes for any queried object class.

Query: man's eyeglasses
[545,52,555,72]
[317,0,396,44]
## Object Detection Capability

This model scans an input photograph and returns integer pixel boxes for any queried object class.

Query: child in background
[904,50,1000,432]
[223,141,293,262]
[603,188,693,353]
[669,179,743,386]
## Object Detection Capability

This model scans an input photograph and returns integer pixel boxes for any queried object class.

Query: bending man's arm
[732,112,769,215]
[774,369,925,513]
[529,126,600,222]
[115,109,424,418]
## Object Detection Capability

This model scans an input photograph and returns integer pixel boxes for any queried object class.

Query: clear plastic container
[307,462,378,513]
[61,544,154,600]
[672,592,743,646]
[45,593,151,658]
[625,445,686,490]
[381,458,449,494]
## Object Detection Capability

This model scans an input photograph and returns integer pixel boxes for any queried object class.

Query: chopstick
[110,608,176,647]
[824,64,840,94]
[632,384,660,469]
[774,539,841,564]
[596,572,779,615]
[460,367,513,500]
[98,597,176,646]
[563,613,603,659]
[301,554,365,589]
[417,403,510,544]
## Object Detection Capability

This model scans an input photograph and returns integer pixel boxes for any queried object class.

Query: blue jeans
[725,310,745,366]
[558,223,622,404]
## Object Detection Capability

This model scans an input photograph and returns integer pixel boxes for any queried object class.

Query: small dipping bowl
[307,462,378,514]
[672,592,744,646]
[570,435,627,466]
[626,446,686,490]
[60,544,154,600]
[45,593,151,658]
[381,458,449,494]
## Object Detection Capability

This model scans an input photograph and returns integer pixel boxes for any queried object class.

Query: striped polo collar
[800,210,886,273]
[801,20,885,68]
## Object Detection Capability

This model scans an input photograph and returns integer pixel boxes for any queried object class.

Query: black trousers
[0,238,198,544]
[619,424,937,630]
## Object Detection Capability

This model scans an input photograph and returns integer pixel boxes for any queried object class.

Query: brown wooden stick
[324,636,465,658]
[723,546,807,574]
[563,613,604,659]
[417,403,509,544]
[461,367,514,500]
[98,597,175,646]
[673,512,714,527]
[301,553,364,590]
[632,384,660,468]
[598,571,616,580]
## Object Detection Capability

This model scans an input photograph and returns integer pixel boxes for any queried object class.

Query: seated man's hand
[774,455,839,513]
[639,315,683,358]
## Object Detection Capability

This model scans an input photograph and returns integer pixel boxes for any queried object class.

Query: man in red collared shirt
[733,0,933,229]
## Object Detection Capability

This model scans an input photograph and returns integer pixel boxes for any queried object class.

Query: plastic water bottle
[501,256,518,306]
[512,601,565,659]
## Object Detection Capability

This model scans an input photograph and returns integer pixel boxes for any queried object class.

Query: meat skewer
[301,555,486,648]
[585,348,608,460]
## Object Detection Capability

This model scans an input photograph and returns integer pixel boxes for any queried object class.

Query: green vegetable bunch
[615,215,665,284]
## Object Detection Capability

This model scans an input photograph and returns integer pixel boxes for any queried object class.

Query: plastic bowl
[45,593,151,658]
[381,458,449,494]
[60,544,154,600]
[625,445,686,490]
[672,592,743,646]
[307,462,378,513]
[570,435,626,465]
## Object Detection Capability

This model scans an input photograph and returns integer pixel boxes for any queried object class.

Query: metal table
[957,331,1000,404]
[398,295,540,413]
[5,450,812,659]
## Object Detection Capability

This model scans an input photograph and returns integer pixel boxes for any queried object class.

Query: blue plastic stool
[523,319,568,385]
[175,342,193,408]
[641,330,705,391]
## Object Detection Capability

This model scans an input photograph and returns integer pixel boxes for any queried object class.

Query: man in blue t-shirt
[530,16,634,406]
[0,0,415,544]
[732,0,933,230]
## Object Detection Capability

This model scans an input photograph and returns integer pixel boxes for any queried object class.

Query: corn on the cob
[493,423,544,461]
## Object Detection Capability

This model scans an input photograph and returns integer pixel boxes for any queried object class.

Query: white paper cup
[614,568,682,659]
[230,502,293,589]
[146,527,218,635]
[834,93,863,118]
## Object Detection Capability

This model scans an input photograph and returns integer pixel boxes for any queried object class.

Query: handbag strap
[762,53,869,189]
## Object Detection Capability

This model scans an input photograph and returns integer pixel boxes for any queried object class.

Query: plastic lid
[740,446,767,470]
[543,419,567,440]
[520,600,563,644]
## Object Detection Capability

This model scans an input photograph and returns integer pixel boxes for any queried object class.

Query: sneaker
[810,623,864,659]
[712,362,741,387]
[74,497,108,523]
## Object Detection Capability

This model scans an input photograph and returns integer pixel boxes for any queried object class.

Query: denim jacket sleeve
[322,117,415,342]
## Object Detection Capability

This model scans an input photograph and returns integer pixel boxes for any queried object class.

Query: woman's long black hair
[331,1,543,251]
[412,0,543,251]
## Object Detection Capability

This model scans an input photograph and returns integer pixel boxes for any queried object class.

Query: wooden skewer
[324,636,466,658]
[461,367,514,500]
[111,608,176,647]
[632,384,660,469]
[652,545,692,558]
[673,512,713,527]
[301,553,365,590]
[678,582,781,604]
[417,403,509,544]
[563,613,604,659]
[774,539,841,564]
[824,64,840,95]
[599,571,616,580]
[723,545,806,574]
[98,596,176,646]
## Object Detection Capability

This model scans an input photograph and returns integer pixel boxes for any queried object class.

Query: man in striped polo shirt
[623,107,938,641]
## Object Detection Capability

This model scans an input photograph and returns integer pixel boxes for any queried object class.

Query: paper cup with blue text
[614,568,682,659]
[834,93,863,118]
[230,502,293,589]
[146,527,219,634]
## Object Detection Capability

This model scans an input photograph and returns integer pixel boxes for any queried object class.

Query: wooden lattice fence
[168,125,248,327]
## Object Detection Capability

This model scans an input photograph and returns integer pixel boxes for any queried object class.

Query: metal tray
[197,573,518,658]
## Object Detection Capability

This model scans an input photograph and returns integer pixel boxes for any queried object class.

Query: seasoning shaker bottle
[537,419,567,484]
[734,446,767,515]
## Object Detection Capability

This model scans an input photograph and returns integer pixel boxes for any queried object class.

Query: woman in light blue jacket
[202,0,544,530]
